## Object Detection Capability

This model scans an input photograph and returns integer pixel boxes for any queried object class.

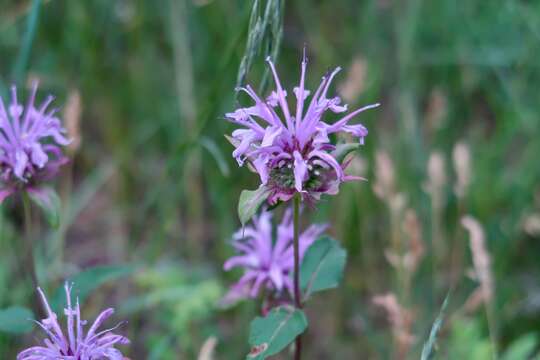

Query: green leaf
[52,264,135,310]
[246,306,307,360]
[0,306,34,334]
[238,186,271,226]
[300,236,347,300]
[27,186,61,228]
[331,143,360,163]
[502,333,537,360]
[421,294,450,360]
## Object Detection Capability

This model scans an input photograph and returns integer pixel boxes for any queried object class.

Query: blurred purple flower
[224,208,327,302]
[226,52,379,203]
[17,283,129,360]
[0,83,70,203]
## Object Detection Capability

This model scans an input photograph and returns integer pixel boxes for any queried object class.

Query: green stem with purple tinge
[293,194,303,360]
[22,193,41,316]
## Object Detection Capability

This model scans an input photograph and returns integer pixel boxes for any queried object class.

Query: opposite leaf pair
[244,235,347,360]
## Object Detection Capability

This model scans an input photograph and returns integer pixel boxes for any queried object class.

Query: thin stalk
[449,199,466,288]
[389,206,405,301]
[293,194,302,360]
[485,300,498,360]
[21,193,41,316]
[430,203,439,299]
[0,204,3,242]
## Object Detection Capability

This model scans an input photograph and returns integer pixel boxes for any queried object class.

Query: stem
[22,193,41,316]
[449,199,465,288]
[430,201,439,303]
[0,204,3,242]
[293,194,303,360]
[485,299,498,360]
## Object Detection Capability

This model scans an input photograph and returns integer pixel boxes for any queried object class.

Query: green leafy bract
[238,186,271,226]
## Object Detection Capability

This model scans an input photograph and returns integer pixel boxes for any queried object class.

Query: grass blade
[11,0,41,83]
[421,294,450,360]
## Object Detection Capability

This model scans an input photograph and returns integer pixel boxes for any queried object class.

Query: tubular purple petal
[17,283,129,359]
[0,85,70,197]
[224,208,326,301]
[226,52,379,203]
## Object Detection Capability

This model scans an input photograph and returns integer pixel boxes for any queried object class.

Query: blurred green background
[1,0,540,358]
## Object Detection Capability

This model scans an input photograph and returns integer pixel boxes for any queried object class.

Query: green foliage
[300,236,347,300]
[121,264,223,357]
[52,264,134,310]
[446,318,495,360]
[447,318,539,360]
[0,306,34,334]
[246,306,307,360]
[502,333,538,360]
[238,186,272,226]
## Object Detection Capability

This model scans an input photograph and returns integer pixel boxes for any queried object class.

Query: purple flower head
[0,83,70,203]
[226,51,379,203]
[224,208,327,302]
[18,283,129,360]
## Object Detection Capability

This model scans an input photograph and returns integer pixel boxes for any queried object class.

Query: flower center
[269,159,329,192]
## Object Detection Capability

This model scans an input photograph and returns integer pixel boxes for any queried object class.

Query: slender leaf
[421,294,450,360]
[11,0,41,82]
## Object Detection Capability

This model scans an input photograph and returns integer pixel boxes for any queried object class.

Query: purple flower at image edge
[226,51,379,204]
[17,283,129,360]
[223,208,327,303]
[0,83,70,203]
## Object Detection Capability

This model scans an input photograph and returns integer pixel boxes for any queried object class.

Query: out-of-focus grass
[0,0,539,358]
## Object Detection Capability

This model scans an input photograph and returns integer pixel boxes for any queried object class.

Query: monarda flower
[226,53,379,203]
[17,283,129,360]
[224,208,327,301]
[0,83,70,203]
